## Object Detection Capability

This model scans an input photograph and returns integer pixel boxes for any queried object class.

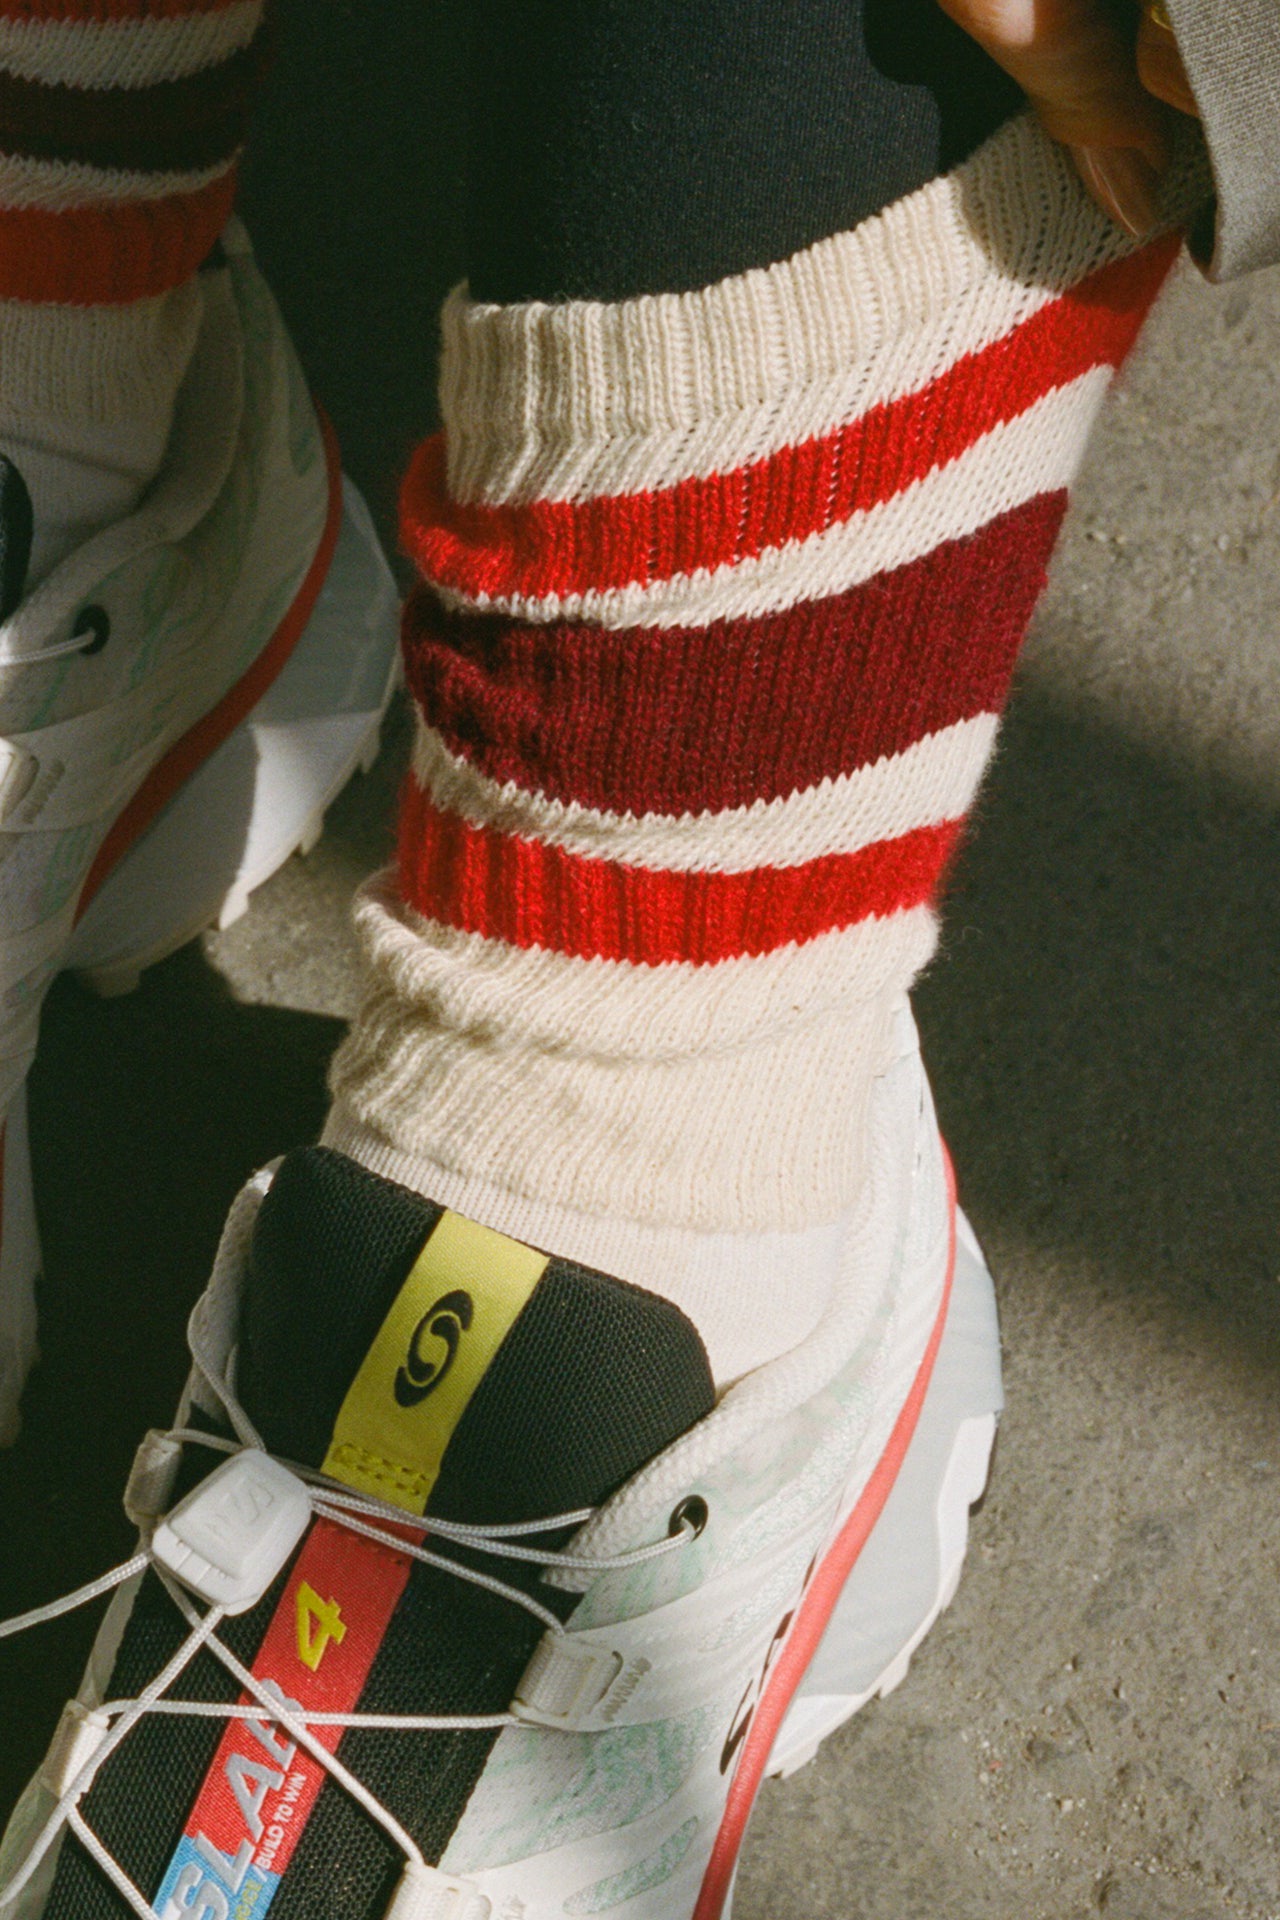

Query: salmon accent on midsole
[693,1147,958,1920]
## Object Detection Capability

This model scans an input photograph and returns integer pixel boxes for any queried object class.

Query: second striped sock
[0,0,268,585]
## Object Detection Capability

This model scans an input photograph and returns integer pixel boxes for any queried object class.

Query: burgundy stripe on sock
[0,22,270,173]
[402,238,1175,607]
[402,490,1066,817]
[398,785,962,964]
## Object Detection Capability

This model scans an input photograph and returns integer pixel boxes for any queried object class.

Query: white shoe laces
[0,1281,697,1920]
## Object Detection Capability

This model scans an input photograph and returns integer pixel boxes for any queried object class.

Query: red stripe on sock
[402,238,1176,607]
[0,162,236,302]
[398,787,961,964]
[402,492,1065,818]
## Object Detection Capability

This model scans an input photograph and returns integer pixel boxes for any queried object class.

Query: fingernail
[1071,146,1162,238]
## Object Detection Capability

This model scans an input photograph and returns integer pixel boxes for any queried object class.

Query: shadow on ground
[740,679,1280,1919]
[0,678,408,1810]
[918,681,1280,1391]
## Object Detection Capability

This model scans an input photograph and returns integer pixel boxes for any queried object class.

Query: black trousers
[465,0,1022,305]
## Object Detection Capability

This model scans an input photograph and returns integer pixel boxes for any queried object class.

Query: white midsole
[719,1209,1000,1918]
[766,1205,1000,1777]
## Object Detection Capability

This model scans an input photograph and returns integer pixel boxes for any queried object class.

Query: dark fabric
[46,1569,287,1920]
[0,457,31,622]
[46,1150,715,1920]
[465,0,1023,304]
[432,1254,718,1524]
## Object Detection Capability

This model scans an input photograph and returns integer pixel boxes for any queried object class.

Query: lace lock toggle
[151,1450,312,1614]
[384,1860,491,1920]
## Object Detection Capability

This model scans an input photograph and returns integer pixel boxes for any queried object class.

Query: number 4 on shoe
[0,221,401,1444]
[0,1012,1001,1920]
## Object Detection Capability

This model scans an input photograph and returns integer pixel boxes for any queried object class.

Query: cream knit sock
[0,287,204,584]
[328,118,1189,1384]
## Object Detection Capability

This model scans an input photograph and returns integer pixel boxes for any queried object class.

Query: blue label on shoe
[152,1831,282,1920]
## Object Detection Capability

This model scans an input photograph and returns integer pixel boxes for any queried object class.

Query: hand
[935,0,1199,238]
[1135,3,1199,119]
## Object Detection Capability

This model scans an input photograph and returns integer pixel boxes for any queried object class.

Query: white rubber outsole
[0,479,401,1444]
[722,1208,1001,1915]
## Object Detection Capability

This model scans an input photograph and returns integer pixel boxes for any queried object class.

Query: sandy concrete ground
[3,8,1280,1915]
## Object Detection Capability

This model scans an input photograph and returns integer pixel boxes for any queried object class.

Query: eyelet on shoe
[668,1494,708,1541]
[73,605,110,656]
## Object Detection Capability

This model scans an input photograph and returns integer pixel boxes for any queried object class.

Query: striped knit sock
[327,117,1183,1384]
[0,0,268,586]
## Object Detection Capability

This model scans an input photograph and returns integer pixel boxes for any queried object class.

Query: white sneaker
[0,1014,1000,1920]
[0,219,400,1441]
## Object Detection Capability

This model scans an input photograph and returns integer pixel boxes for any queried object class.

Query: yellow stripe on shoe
[321,1210,548,1514]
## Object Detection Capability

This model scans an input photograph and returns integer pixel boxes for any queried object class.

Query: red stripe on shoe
[402,492,1065,818]
[0,161,236,301]
[150,1513,416,1920]
[75,404,343,921]
[397,786,962,964]
[693,1149,958,1920]
[402,238,1176,609]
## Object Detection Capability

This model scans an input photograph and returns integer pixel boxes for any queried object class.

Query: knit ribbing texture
[328,115,1183,1236]
[0,0,265,304]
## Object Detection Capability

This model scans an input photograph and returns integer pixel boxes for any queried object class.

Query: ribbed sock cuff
[331,116,1198,1233]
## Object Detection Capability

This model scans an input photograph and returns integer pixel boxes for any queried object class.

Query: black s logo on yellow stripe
[394,1289,474,1408]
[323,1214,548,1513]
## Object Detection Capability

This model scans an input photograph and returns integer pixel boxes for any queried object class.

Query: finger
[1136,6,1200,117]
[935,0,1171,234]
[937,0,1167,153]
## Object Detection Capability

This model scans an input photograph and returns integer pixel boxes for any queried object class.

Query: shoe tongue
[238,1148,715,1525]
[0,456,32,620]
